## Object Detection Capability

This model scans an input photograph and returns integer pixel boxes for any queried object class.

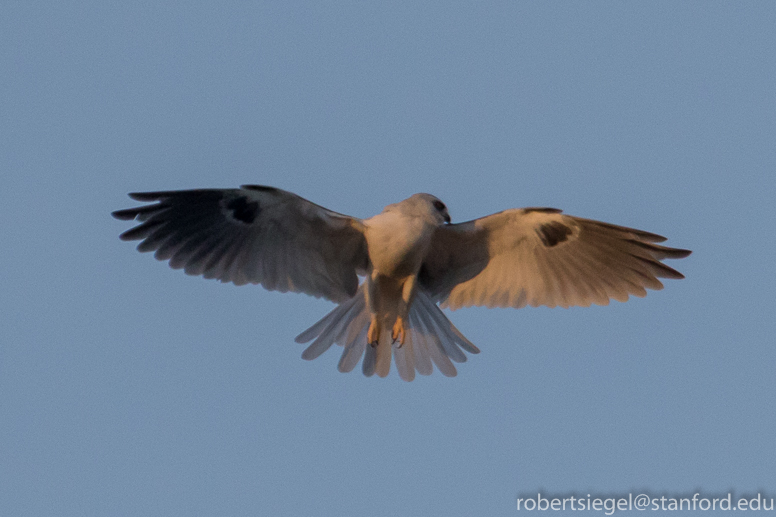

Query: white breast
[364,210,435,278]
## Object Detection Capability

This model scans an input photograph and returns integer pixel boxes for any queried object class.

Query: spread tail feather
[295,285,480,381]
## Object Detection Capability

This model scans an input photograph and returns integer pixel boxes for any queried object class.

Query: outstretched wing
[419,208,691,310]
[112,185,368,302]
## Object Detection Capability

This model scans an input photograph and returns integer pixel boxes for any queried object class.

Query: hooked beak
[444,213,451,224]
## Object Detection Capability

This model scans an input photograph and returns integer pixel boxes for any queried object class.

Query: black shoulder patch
[226,196,260,224]
[524,207,563,214]
[241,185,278,193]
[536,221,572,247]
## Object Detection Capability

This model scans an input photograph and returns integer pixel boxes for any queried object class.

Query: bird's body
[362,194,450,347]
[113,186,691,381]
[365,205,435,278]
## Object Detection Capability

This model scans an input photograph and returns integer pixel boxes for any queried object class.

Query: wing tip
[111,208,138,220]
[670,248,692,259]
[128,191,162,201]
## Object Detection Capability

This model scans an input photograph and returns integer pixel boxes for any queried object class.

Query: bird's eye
[432,200,446,212]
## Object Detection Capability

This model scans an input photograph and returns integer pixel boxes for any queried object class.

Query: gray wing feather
[113,185,368,303]
[420,208,691,310]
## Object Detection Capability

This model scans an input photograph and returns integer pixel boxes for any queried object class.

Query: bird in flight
[113,185,690,381]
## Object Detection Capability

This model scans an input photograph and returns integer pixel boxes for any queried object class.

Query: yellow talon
[367,316,381,346]
[391,316,406,346]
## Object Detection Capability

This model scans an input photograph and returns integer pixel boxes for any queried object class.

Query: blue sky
[1,2,774,515]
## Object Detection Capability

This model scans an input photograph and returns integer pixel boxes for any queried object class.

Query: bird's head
[404,193,451,225]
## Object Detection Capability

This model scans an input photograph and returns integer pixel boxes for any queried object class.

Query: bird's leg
[392,276,417,347]
[391,317,406,346]
[367,316,382,347]
[366,272,381,347]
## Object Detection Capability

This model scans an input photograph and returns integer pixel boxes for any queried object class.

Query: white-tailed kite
[113,186,690,381]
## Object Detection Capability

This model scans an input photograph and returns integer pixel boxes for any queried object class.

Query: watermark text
[517,492,773,514]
